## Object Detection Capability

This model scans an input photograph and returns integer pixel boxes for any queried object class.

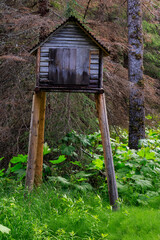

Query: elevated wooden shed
[31,16,109,93]
[26,16,118,209]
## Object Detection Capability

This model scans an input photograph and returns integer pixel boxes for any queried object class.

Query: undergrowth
[143,20,160,79]
[1,120,160,239]
[0,182,160,240]
[1,120,160,206]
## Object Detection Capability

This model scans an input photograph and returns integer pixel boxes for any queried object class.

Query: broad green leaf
[145,151,155,160]
[92,158,104,170]
[49,176,71,185]
[116,162,126,169]
[96,144,103,152]
[74,182,93,191]
[0,169,5,177]
[75,171,93,178]
[43,142,51,156]
[14,169,26,181]
[50,155,66,164]
[0,224,10,234]
[131,175,152,189]
[71,161,82,167]
[10,154,27,164]
[43,163,51,173]
[81,137,91,147]
[145,115,152,120]
[77,178,87,182]
[60,144,75,156]
[10,163,23,172]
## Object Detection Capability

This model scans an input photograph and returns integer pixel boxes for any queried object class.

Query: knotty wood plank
[99,50,103,88]
[69,48,76,84]
[40,67,49,72]
[40,62,49,67]
[36,86,104,93]
[90,69,99,75]
[76,48,89,85]
[48,48,56,82]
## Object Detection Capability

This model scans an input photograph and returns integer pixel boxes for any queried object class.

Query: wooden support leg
[26,92,41,191]
[95,93,118,210]
[25,91,46,191]
[34,92,46,186]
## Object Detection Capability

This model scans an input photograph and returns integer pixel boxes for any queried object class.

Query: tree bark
[128,0,145,149]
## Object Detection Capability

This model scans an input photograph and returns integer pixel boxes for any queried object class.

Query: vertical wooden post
[95,93,118,210]
[34,92,46,186]
[26,92,41,191]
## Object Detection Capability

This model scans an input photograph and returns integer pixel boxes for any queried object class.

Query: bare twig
[50,9,65,20]
[142,3,159,19]
[106,107,123,141]
[83,0,92,22]
[121,0,127,6]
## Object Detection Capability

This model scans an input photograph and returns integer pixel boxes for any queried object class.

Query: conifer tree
[128,0,145,149]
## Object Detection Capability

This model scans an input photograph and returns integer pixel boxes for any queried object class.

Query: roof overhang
[30,16,110,56]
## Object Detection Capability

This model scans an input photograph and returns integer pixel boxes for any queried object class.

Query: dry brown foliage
[0,0,159,164]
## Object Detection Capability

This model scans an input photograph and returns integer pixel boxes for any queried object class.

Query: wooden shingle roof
[30,16,110,56]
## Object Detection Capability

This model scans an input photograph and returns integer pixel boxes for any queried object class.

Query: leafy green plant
[112,127,160,205]
[1,124,160,206]
[50,155,66,164]
[2,154,28,181]
[0,142,52,181]
[43,142,51,156]
[0,169,5,177]
[0,158,5,177]
[44,125,160,204]
[0,224,10,234]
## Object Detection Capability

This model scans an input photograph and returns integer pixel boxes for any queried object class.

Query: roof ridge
[30,15,110,56]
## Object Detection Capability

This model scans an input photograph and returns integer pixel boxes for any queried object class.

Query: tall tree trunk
[128,0,145,149]
[38,0,49,16]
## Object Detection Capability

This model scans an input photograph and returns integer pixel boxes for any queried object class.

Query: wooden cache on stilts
[26,16,118,209]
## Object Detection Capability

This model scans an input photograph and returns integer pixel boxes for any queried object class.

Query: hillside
[0,0,160,164]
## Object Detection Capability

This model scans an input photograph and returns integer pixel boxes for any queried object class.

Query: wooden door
[48,48,89,85]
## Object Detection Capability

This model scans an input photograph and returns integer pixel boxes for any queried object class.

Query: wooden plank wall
[39,22,100,89]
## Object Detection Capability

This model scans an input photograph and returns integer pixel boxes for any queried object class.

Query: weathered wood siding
[39,22,100,89]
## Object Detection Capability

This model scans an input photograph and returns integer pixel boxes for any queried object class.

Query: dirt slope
[0,0,159,163]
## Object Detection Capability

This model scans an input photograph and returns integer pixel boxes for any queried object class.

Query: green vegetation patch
[143,20,160,79]
[1,124,160,206]
[0,183,160,240]
[1,121,160,239]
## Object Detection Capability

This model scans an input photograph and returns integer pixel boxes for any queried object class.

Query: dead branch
[142,3,159,19]
[121,0,127,6]
[83,0,92,22]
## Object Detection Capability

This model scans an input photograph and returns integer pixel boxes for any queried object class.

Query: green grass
[1,126,160,239]
[107,207,160,240]
[1,181,160,240]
